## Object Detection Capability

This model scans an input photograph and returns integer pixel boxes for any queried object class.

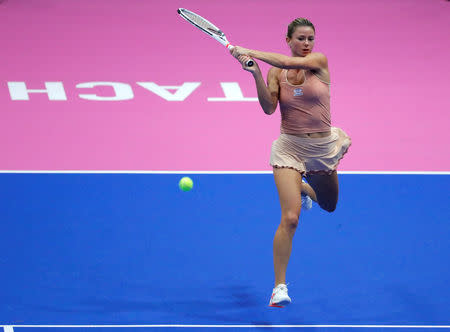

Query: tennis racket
[177,8,254,67]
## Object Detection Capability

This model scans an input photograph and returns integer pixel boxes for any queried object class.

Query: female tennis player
[230,18,351,308]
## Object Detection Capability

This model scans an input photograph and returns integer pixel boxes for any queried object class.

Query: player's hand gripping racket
[177,8,254,67]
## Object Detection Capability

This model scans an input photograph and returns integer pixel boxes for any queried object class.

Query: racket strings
[182,10,223,37]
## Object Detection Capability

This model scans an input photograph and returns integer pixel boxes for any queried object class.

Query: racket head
[177,8,253,67]
[177,8,230,46]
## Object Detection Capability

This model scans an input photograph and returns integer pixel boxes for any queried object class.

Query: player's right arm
[235,55,279,115]
[261,67,280,115]
[253,66,279,115]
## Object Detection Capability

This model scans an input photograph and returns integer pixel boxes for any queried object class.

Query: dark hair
[287,18,315,38]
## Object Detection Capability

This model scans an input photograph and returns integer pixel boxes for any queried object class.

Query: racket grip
[228,44,254,67]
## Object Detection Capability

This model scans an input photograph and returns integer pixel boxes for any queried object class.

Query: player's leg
[272,167,303,287]
[301,181,317,202]
[305,171,339,212]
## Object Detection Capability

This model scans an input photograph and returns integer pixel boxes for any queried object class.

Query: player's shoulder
[268,66,283,78]
[311,51,327,57]
[309,52,328,65]
[269,66,283,74]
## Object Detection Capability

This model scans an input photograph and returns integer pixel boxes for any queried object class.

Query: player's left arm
[231,46,327,71]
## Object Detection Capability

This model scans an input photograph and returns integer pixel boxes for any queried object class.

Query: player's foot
[301,193,312,210]
[268,283,291,308]
[301,179,313,211]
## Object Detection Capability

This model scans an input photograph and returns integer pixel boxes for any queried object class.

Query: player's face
[286,26,315,57]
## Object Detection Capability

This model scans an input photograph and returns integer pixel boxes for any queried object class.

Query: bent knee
[319,202,337,213]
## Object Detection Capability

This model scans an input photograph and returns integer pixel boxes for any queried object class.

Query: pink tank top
[278,69,331,134]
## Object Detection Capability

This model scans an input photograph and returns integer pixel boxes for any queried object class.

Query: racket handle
[227,44,254,67]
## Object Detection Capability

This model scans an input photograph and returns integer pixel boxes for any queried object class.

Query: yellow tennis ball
[179,176,193,192]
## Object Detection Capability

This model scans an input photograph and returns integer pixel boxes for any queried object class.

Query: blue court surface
[1,173,449,332]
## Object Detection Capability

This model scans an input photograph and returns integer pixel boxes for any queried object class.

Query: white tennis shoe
[269,283,291,308]
[301,179,313,211]
[301,194,313,210]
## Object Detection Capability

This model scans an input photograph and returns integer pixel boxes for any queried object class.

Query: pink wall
[1,0,449,171]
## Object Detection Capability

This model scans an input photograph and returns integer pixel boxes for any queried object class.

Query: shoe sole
[268,299,291,308]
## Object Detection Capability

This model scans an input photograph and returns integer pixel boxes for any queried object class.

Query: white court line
[2,325,450,329]
[0,170,448,175]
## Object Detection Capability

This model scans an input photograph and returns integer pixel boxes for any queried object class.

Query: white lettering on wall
[77,82,134,101]
[136,82,201,101]
[8,82,67,101]
[208,82,258,102]
[6,82,258,102]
